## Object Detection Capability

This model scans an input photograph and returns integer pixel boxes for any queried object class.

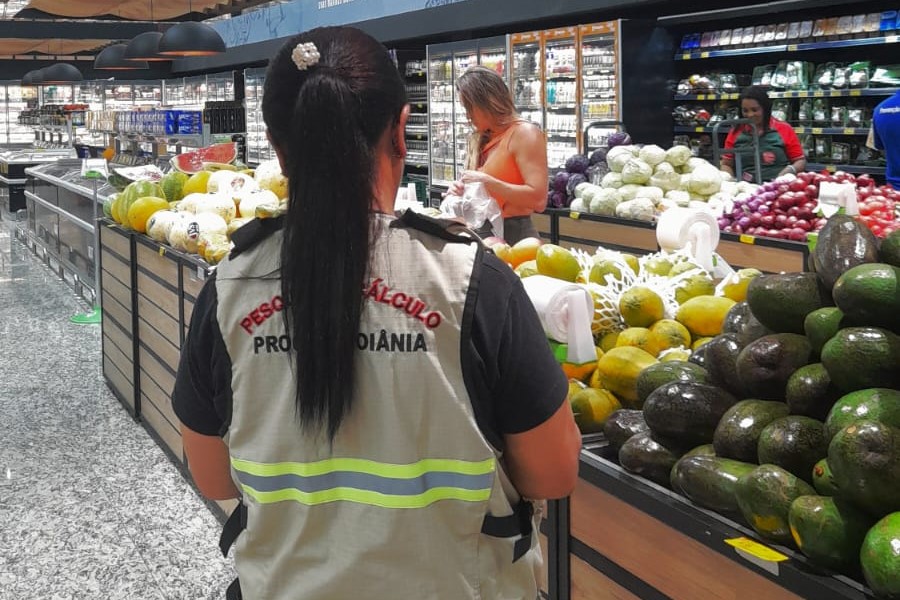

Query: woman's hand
[460,170,495,185]
[444,180,465,197]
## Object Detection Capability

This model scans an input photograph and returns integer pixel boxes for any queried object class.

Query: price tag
[197,266,207,281]
[887,35,899,44]
[695,127,705,133]
[843,128,855,135]
[681,53,691,60]
[700,51,710,58]
[87,247,94,260]
[52,224,58,237]
[850,90,862,97]
[826,164,837,173]
[739,234,756,245]
[787,44,798,51]
[697,94,707,100]
[569,211,580,220]
[725,538,788,562]
[812,127,824,135]
[158,246,165,257]
[829,90,841,97]
[813,91,825,97]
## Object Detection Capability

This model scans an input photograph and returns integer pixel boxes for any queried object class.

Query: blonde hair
[456,66,519,169]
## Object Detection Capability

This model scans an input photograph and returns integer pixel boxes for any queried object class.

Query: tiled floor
[0,217,235,599]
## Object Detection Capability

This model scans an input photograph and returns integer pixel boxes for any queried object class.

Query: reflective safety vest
[214,212,542,599]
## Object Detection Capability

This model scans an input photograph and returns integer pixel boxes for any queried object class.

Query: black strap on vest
[219,502,247,557]
[481,499,534,563]
[225,578,242,600]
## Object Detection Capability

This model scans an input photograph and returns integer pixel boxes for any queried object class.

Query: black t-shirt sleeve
[466,251,568,437]
[171,274,232,437]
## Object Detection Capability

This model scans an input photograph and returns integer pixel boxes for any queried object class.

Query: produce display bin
[99,222,137,417]
[566,443,877,600]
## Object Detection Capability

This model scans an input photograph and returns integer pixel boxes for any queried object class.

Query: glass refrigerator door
[580,22,621,152]
[543,27,579,169]
[427,49,454,187]
[9,85,36,145]
[510,32,543,127]
[452,50,478,178]
[244,68,274,165]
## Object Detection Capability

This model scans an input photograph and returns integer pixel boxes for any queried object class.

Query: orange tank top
[478,121,533,218]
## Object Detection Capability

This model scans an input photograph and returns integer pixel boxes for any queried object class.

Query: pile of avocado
[604,221,900,599]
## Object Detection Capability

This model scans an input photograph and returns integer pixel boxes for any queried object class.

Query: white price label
[87,247,94,260]
[196,266,207,281]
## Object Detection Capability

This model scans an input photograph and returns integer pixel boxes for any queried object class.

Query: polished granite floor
[0,216,235,599]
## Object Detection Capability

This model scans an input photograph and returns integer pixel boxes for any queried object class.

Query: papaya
[811,214,880,291]
[675,295,736,338]
[824,388,900,442]
[861,513,900,600]
[735,333,813,400]
[821,327,900,393]
[670,455,755,514]
[828,421,900,518]
[789,495,874,572]
[713,400,789,463]
[594,346,658,408]
[570,388,621,434]
[746,272,831,334]
[735,464,815,545]
[643,381,737,449]
[832,263,900,333]
[757,416,828,484]
[784,363,842,421]
[603,409,649,453]
[618,431,680,488]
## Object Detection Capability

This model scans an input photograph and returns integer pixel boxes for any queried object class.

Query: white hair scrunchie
[292,42,321,71]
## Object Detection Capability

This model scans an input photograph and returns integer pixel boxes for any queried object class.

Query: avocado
[603,409,649,452]
[757,416,828,484]
[832,263,900,333]
[746,272,831,334]
[670,455,756,514]
[643,381,738,448]
[804,307,845,357]
[828,420,900,518]
[688,342,709,368]
[735,464,816,545]
[713,400,790,463]
[821,327,900,393]
[812,458,839,496]
[683,444,716,458]
[881,229,900,267]
[735,333,813,400]
[789,495,874,572]
[721,301,774,346]
[635,361,709,407]
[618,431,680,488]
[701,333,745,397]
[824,388,900,442]
[811,214,880,291]
[861,513,900,600]
[785,363,842,420]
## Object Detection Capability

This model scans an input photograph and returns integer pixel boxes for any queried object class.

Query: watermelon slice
[171,142,238,175]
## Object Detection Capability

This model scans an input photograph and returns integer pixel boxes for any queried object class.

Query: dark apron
[732,128,790,183]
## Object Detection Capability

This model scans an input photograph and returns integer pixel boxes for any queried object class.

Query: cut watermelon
[171,142,238,175]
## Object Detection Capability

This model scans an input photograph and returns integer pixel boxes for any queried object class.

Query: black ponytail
[262,27,406,441]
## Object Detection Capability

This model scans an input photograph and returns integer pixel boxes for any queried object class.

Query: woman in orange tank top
[446,66,548,244]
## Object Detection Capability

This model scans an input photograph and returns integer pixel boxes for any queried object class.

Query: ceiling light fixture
[157,0,226,57]
[95,43,149,70]
[40,63,83,84]
[124,1,172,61]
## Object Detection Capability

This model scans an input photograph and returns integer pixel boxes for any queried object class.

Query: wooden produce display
[99,223,137,416]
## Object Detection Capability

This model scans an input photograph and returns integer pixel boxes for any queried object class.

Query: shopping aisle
[0,219,235,599]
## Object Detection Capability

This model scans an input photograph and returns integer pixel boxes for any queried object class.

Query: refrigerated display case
[244,67,275,165]
[544,27,579,169]
[510,31,543,126]
[427,36,509,190]
[580,22,622,152]
[5,84,37,145]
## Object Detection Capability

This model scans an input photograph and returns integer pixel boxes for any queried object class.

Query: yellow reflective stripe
[239,484,492,508]
[231,456,495,479]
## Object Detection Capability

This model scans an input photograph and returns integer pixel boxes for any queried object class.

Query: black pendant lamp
[124,1,171,61]
[41,63,83,84]
[158,0,226,57]
[98,44,149,70]
[22,70,42,85]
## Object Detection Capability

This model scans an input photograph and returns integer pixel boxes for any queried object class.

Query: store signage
[213,0,473,48]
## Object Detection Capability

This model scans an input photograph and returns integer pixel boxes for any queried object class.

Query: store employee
[720,86,806,183]
[872,89,900,189]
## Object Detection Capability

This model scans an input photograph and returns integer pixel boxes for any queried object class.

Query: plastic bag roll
[521,275,596,364]
[656,207,721,272]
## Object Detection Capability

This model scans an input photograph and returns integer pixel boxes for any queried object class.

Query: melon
[207,171,258,197]
[146,210,182,243]
[160,171,189,203]
[170,142,238,175]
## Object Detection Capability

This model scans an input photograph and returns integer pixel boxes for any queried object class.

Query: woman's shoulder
[509,120,545,147]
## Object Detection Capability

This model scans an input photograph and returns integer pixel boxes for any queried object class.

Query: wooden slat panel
[137,292,180,348]
[137,271,180,321]
[100,225,130,259]
[570,479,802,600]
[142,348,176,399]
[532,213,552,235]
[183,297,195,329]
[539,533,549,596]
[716,239,805,273]
[141,393,183,462]
[102,315,132,362]
[103,334,132,379]
[571,556,642,600]
[136,242,179,287]
[139,317,180,370]
[101,251,132,290]
[181,264,206,299]
[558,218,659,252]
[101,291,133,337]
[102,265,132,312]
[103,355,134,409]
[140,365,179,427]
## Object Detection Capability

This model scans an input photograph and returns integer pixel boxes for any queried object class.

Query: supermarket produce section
[5,2,899,599]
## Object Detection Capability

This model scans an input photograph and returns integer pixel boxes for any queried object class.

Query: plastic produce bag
[439,182,504,241]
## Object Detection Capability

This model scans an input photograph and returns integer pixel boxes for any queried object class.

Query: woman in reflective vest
[172,26,581,600]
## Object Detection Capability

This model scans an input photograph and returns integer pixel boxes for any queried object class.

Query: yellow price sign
[812,128,824,135]
[569,211,581,220]
[681,53,691,60]
[158,246,165,257]
[850,90,862,97]
[787,44,798,51]
[826,164,837,173]
[739,234,756,245]
[700,51,710,58]
[725,538,788,562]
[813,91,824,97]
[698,94,707,100]
[843,128,855,135]
[829,90,841,97]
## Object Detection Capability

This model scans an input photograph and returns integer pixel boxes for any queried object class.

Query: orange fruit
[508,237,543,268]
[127,196,170,233]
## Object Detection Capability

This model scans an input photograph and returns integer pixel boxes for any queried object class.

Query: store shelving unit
[244,67,275,166]
[674,32,900,61]
[400,55,429,200]
[510,31,544,126]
